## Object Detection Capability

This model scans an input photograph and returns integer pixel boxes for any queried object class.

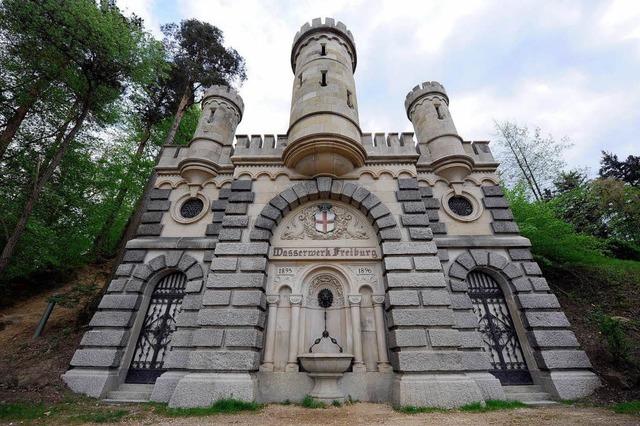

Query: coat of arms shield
[314,204,336,234]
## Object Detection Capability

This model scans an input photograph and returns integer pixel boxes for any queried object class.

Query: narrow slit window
[346,90,353,108]
[207,108,216,123]
[298,73,303,87]
[320,43,326,56]
[434,103,444,120]
[320,70,327,87]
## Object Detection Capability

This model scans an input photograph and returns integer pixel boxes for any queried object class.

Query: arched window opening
[467,270,532,385]
[126,272,186,384]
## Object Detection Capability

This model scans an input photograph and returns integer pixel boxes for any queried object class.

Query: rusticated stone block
[414,256,442,271]
[392,350,463,372]
[423,198,441,209]
[225,329,263,348]
[107,278,127,293]
[448,263,468,280]
[206,223,221,236]
[402,202,426,214]
[188,350,260,370]
[361,193,381,211]
[150,188,171,199]
[409,228,433,240]
[175,311,198,327]
[429,329,460,347]
[449,293,473,310]
[503,262,523,278]
[231,290,266,308]
[375,214,396,230]
[208,273,265,288]
[387,272,446,288]
[388,329,427,348]
[534,350,592,369]
[148,255,166,271]
[215,243,269,256]
[369,204,391,220]
[254,216,276,231]
[137,223,163,236]
[379,228,402,241]
[481,186,503,197]
[518,294,560,309]
[226,203,248,215]
[218,228,242,241]
[260,205,281,221]
[525,311,571,328]
[231,180,252,191]
[229,192,254,203]
[317,176,333,197]
[483,197,509,208]
[123,250,146,263]
[89,311,134,328]
[222,216,249,228]
[522,262,542,275]
[132,264,153,280]
[98,294,140,310]
[80,329,129,347]
[396,190,422,201]
[340,182,357,202]
[329,180,343,199]
[185,280,203,293]
[384,257,413,271]
[530,277,550,290]
[352,186,370,206]
[305,180,319,199]
[70,349,122,368]
[528,330,579,348]
[488,253,508,270]
[211,200,227,211]
[292,182,309,202]
[511,277,532,292]
[148,200,171,211]
[197,309,265,327]
[269,195,289,212]
[218,188,231,199]
[115,264,134,277]
[382,242,437,255]
[192,329,224,347]
[490,209,514,221]
[401,215,430,227]
[492,222,520,233]
[210,257,238,271]
[421,289,451,306]
[389,308,455,327]
[202,290,231,306]
[387,290,420,306]
[455,311,479,328]
[398,178,418,190]
[238,257,267,271]
[141,211,163,223]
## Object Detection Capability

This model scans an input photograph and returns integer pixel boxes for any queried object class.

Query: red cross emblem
[314,204,335,233]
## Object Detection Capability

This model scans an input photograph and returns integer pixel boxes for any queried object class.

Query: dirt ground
[108,403,639,426]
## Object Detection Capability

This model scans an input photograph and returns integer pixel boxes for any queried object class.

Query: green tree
[599,151,640,187]
[160,19,246,145]
[494,121,572,201]
[0,0,164,276]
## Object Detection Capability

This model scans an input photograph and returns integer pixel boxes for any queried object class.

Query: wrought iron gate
[126,272,186,384]
[467,271,532,385]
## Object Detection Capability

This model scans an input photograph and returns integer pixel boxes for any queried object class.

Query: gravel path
[123,403,639,426]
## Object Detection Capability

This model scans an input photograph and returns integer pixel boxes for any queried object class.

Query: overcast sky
[119,0,639,173]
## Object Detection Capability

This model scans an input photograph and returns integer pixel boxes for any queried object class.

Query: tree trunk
[516,144,543,200]
[163,85,191,145]
[496,122,540,201]
[0,100,89,276]
[92,125,152,259]
[0,79,48,160]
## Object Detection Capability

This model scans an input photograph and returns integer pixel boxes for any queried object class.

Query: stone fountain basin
[298,353,353,374]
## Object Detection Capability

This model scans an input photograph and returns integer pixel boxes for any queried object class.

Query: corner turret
[405,81,473,183]
[179,85,244,184]
[283,18,366,177]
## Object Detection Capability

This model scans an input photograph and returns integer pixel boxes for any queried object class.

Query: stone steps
[503,385,558,406]
[104,384,153,404]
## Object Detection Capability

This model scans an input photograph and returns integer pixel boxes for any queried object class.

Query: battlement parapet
[291,17,356,71]
[231,134,286,163]
[362,133,418,161]
[203,85,244,117]
[404,81,448,117]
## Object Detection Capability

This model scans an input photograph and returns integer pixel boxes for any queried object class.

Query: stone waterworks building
[63,18,600,407]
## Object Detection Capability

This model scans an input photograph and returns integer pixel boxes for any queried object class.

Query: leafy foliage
[600,151,640,187]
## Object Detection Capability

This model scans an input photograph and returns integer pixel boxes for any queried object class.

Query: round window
[180,197,204,219]
[448,196,473,217]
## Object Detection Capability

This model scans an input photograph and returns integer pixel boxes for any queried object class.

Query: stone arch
[447,250,541,380]
[117,252,204,378]
[250,177,401,244]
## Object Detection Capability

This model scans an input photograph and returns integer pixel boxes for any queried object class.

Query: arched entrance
[126,272,186,384]
[467,270,532,385]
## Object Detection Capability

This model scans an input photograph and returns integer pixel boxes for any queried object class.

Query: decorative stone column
[286,295,303,372]
[348,295,366,373]
[372,295,392,372]
[260,295,280,372]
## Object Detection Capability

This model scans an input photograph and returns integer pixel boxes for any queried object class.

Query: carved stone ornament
[371,295,386,305]
[348,295,362,305]
[289,295,303,305]
[305,274,345,308]
[281,204,370,240]
[266,295,280,305]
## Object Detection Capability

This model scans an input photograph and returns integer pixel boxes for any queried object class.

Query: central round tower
[283,18,366,176]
